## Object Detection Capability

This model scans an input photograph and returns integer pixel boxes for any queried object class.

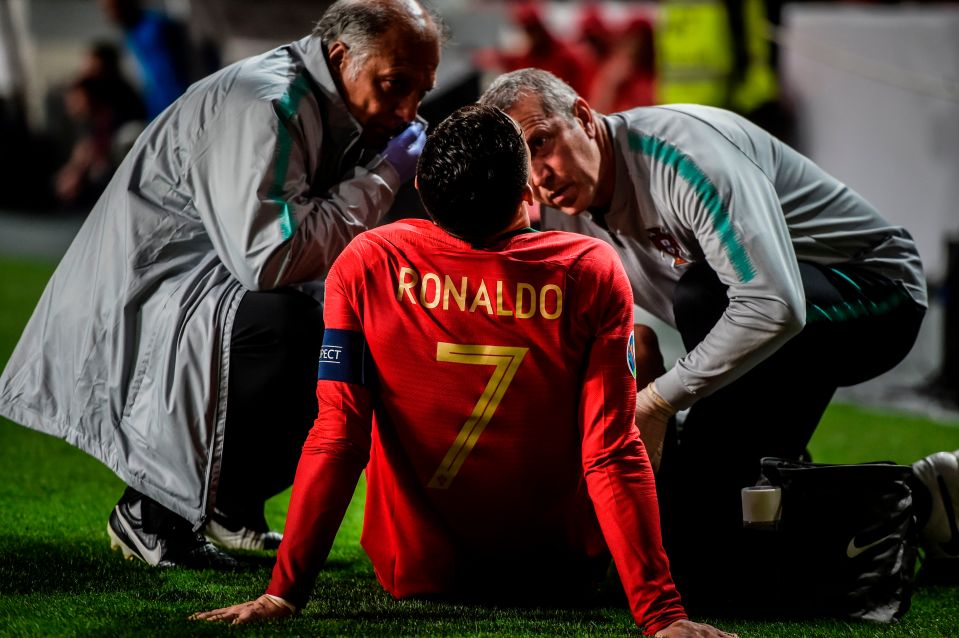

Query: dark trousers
[214,288,324,521]
[121,288,323,531]
[656,261,925,608]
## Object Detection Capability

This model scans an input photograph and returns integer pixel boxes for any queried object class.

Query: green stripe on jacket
[629,132,756,283]
[270,73,311,241]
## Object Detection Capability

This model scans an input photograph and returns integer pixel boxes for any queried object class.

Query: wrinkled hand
[382,120,427,183]
[190,594,295,625]
[656,619,739,638]
[635,382,675,474]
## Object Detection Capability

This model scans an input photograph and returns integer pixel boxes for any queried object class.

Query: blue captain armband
[317,329,373,386]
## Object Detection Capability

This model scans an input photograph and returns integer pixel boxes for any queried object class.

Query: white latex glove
[635,381,675,473]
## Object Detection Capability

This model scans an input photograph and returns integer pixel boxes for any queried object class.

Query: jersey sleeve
[266,243,375,608]
[646,128,806,409]
[577,243,688,635]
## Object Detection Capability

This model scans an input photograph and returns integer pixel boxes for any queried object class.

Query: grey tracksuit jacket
[0,35,400,524]
[542,106,925,410]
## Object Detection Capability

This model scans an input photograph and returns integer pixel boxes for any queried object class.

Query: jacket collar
[597,113,642,234]
[290,35,363,151]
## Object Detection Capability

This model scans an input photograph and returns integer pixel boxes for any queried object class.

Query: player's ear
[414,175,419,191]
[572,97,596,137]
[522,184,534,205]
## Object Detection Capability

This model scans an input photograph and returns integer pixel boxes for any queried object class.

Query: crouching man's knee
[633,323,665,388]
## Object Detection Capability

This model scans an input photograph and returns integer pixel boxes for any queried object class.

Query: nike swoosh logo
[116,507,164,565]
[936,474,959,555]
[846,533,895,559]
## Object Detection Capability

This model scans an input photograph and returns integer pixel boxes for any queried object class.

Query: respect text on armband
[395,266,563,320]
[317,329,372,385]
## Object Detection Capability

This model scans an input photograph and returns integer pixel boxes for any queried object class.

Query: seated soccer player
[193,105,734,638]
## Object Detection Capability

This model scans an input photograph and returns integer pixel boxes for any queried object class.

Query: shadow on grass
[0,536,158,595]
[0,535,291,597]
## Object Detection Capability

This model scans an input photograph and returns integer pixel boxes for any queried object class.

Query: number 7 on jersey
[428,343,529,489]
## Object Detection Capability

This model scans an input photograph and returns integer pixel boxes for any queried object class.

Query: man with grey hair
[0,0,442,569]
[481,68,928,606]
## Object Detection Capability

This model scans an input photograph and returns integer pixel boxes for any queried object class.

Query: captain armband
[317,329,374,386]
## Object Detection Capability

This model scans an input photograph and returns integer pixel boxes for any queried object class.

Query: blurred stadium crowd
[0,0,801,213]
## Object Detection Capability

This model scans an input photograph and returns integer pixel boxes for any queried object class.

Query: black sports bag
[753,457,918,622]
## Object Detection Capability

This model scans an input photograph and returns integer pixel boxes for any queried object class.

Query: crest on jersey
[647,227,689,268]
[627,330,636,379]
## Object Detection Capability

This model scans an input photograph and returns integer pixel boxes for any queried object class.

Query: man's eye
[529,135,548,152]
[381,78,410,94]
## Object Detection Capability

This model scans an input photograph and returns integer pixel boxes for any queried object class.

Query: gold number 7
[428,342,529,489]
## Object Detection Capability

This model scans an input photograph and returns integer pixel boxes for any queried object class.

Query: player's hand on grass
[635,381,675,473]
[190,594,295,624]
[655,619,738,637]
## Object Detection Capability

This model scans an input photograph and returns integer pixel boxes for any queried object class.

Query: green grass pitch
[1,255,957,637]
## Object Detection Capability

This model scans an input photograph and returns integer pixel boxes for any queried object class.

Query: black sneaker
[107,490,241,569]
[204,508,283,551]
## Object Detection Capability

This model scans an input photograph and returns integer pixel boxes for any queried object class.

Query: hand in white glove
[381,120,427,183]
[635,381,676,474]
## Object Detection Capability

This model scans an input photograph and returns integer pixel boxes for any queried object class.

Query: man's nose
[530,160,552,190]
[396,95,419,123]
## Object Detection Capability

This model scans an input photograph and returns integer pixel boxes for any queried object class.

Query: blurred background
[0,0,957,420]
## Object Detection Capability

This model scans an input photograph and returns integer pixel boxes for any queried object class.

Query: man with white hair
[0,0,442,569]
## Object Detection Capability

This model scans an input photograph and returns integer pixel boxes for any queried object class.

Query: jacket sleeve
[187,89,401,291]
[265,248,375,608]
[650,134,806,410]
[578,245,688,635]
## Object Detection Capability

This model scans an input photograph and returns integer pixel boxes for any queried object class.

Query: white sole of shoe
[107,520,143,563]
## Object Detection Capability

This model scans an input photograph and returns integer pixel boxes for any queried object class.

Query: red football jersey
[267,219,686,635]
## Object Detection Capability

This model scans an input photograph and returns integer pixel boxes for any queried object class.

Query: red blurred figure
[576,2,615,63]
[588,15,657,114]
[572,2,615,97]
[474,2,589,95]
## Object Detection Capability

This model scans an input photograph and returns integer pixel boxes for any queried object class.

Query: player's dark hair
[416,104,530,244]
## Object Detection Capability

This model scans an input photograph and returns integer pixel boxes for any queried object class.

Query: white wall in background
[781,4,959,283]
